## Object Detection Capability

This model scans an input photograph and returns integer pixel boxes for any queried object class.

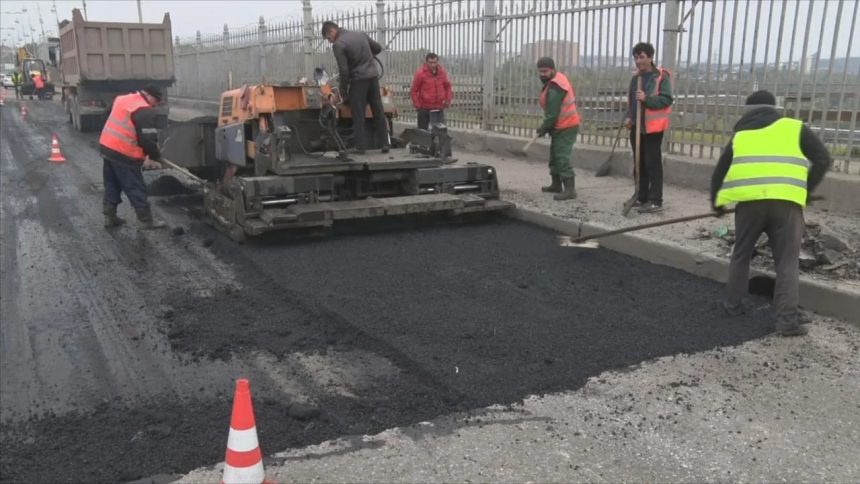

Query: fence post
[482,0,497,131]
[661,0,680,152]
[258,16,267,83]
[376,1,386,45]
[223,24,231,90]
[302,0,314,79]
[195,30,202,99]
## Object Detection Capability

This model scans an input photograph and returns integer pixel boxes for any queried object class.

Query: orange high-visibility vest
[642,68,672,133]
[99,92,150,161]
[32,75,45,89]
[539,72,581,130]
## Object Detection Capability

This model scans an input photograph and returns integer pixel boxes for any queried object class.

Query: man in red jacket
[411,53,455,160]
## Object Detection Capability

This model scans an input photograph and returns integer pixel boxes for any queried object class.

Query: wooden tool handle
[523,133,540,152]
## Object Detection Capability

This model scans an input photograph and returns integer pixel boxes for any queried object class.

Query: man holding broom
[625,42,673,213]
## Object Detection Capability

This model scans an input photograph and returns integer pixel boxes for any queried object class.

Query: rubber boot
[135,207,167,230]
[103,203,126,228]
[541,175,562,193]
[553,177,577,200]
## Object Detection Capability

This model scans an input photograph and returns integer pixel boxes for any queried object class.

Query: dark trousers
[629,130,664,203]
[14,87,21,100]
[103,159,149,209]
[348,78,389,150]
[726,200,804,328]
[416,108,445,130]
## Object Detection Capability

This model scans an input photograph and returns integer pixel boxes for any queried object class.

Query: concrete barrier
[508,207,860,327]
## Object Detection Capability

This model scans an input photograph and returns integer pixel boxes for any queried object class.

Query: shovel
[558,209,736,249]
[621,76,643,216]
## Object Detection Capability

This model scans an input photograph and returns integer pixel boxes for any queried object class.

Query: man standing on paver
[536,56,580,201]
[625,42,673,213]
[99,85,168,229]
[322,21,391,155]
[411,52,453,130]
[410,52,455,161]
[711,90,832,336]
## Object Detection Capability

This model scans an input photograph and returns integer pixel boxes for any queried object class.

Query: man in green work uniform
[11,70,22,100]
[711,90,831,337]
[536,57,581,201]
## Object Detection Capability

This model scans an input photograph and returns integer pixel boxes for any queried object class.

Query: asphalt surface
[1,98,776,483]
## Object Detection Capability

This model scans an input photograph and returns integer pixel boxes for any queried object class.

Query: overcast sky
[0,0,378,42]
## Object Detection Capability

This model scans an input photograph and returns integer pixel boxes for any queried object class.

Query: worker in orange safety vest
[98,85,168,229]
[625,42,674,213]
[536,56,581,201]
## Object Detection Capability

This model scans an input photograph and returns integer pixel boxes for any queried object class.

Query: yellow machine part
[218,84,397,127]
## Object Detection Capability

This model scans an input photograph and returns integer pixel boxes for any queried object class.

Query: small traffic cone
[222,379,269,484]
[48,134,66,163]
[0,89,5,107]
[20,103,27,118]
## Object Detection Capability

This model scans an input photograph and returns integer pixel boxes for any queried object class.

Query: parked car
[0,73,14,88]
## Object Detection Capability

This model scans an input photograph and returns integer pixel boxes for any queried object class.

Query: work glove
[712,204,727,218]
[536,127,549,138]
[142,158,163,170]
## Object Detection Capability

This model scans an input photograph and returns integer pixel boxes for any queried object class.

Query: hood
[733,106,783,132]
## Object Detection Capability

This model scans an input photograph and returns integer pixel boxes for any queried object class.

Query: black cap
[142,85,163,101]
[537,57,555,69]
[745,90,776,106]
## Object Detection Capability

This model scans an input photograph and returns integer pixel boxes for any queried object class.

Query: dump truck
[58,8,175,132]
[161,72,510,241]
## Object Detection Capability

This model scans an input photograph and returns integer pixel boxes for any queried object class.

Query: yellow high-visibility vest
[715,117,809,208]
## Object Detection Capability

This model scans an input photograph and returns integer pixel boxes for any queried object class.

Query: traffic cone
[48,134,66,163]
[0,89,5,107]
[222,379,269,484]
[20,103,27,118]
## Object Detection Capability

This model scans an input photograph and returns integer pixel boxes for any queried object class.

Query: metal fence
[173,0,860,174]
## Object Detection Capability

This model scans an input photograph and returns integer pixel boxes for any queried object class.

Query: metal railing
[173,0,860,174]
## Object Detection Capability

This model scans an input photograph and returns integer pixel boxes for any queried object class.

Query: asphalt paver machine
[162,70,511,241]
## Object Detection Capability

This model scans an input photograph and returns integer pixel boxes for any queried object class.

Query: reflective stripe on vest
[99,93,150,160]
[634,67,672,133]
[715,118,809,208]
[538,72,581,130]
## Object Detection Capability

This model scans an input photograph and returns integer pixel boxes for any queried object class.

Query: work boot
[135,207,167,230]
[541,175,562,193]
[103,204,126,228]
[553,177,577,201]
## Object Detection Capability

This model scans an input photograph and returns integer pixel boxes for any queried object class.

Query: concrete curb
[507,207,860,326]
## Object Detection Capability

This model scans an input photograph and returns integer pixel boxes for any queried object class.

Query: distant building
[521,40,579,68]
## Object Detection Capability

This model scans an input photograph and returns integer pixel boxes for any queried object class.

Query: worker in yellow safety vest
[710,90,832,337]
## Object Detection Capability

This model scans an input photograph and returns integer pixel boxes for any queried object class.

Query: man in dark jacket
[625,42,674,213]
[99,85,167,229]
[322,21,390,154]
[711,90,832,336]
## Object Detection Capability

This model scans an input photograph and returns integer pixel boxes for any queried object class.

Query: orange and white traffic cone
[20,103,27,118]
[0,89,5,107]
[48,134,66,163]
[222,379,269,484]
